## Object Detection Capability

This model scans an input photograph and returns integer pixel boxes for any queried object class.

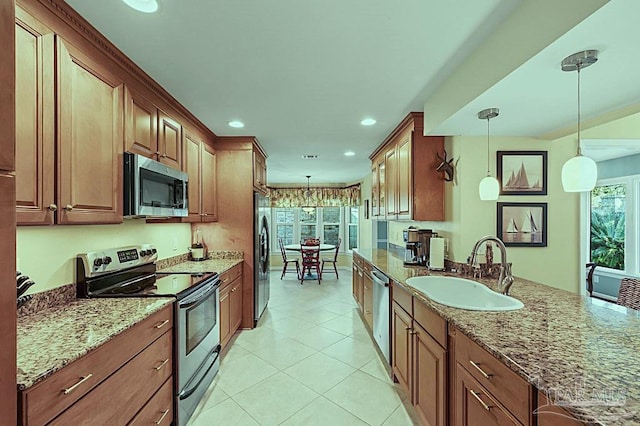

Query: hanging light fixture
[301,175,316,215]
[561,50,599,192]
[477,108,500,200]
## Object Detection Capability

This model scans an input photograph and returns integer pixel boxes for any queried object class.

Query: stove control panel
[78,245,158,277]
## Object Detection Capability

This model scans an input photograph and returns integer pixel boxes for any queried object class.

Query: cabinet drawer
[22,304,173,425]
[129,377,173,426]
[353,253,363,268]
[455,331,530,424]
[51,331,172,425]
[392,282,413,315]
[455,364,521,426]
[413,298,447,349]
[219,263,242,289]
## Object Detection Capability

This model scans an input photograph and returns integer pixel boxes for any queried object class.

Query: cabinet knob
[48,204,57,211]
[64,205,73,211]
[155,151,161,156]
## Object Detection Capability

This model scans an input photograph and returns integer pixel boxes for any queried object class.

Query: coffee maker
[403,228,437,266]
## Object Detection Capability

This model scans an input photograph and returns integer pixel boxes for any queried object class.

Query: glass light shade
[561,155,597,192]
[301,206,315,214]
[479,176,500,200]
[122,0,158,13]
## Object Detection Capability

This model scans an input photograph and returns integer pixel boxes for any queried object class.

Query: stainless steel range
[76,245,220,426]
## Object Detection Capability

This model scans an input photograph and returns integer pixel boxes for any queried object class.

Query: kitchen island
[354,248,640,425]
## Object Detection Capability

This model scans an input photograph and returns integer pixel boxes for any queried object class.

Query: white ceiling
[64,0,639,184]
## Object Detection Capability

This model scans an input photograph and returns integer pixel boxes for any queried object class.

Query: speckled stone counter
[354,248,640,425]
[17,297,173,390]
[158,258,243,274]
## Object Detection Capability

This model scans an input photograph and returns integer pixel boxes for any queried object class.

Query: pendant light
[477,108,500,200]
[561,50,599,192]
[301,175,315,215]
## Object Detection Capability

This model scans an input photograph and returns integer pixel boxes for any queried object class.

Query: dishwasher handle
[371,270,389,287]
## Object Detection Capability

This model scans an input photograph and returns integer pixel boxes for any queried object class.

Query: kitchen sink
[405,276,524,311]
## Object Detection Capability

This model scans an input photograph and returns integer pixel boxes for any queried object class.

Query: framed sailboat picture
[497,202,547,247]
[497,151,547,195]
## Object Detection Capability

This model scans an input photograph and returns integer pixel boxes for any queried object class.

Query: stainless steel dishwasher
[371,268,390,363]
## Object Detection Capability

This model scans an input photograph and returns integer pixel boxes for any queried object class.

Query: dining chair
[300,240,321,284]
[321,237,341,278]
[278,238,300,280]
[617,277,640,310]
[586,262,596,296]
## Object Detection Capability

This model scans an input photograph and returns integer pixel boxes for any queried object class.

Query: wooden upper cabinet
[369,112,444,221]
[397,129,412,219]
[252,148,267,193]
[158,111,182,170]
[124,87,158,158]
[182,131,201,222]
[371,166,379,217]
[201,142,217,222]
[56,38,123,224]
[15,8,55,225]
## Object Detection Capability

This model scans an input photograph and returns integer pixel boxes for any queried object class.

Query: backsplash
[19,250,244,317]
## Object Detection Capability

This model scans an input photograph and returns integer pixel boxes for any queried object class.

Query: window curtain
[268,184,360,208]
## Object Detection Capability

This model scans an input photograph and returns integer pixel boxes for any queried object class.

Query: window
[271,207,358,252]
[275,208,295,245]
[590,176,639,275]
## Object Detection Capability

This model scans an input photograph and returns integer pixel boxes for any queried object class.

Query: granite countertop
[158,258,243,275]
[17,297,173,390]
[354,248,640,425]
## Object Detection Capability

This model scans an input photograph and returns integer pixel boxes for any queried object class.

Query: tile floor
[188,268,419,426]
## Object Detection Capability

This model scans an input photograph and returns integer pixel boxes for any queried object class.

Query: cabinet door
[201,143,217,222]
[158,112,181,170]
[397,131,412,219]
[385,148,397,218]
[182,131,201,222]
[15,10,55,225]
[536,391,582,426]
[219,286,231,347]
[352,264,358,303]
[124,87,157,158]
[253,150,266,192]
[356,266,364,310]
[413,322,447,426]
[230,278,243,334]
[378,159,386,218]
[363,273,373,328]
[391,301,412,396]
[371,166,379,217]
[57,38,123,224]
[455,364,520,426]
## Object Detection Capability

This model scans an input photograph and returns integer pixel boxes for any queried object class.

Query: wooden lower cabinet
[128,377,173,425]
[392,296,448,426]
[362,271,373,328]
[19,305,174,425]
[413,321,447,426]
[219,264,243,349]
[455,364,520,426]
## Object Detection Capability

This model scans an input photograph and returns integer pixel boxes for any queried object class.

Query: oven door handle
[179,280,219,308]
[178,345,221,400]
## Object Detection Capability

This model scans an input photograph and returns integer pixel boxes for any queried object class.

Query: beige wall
[17,220,191,294]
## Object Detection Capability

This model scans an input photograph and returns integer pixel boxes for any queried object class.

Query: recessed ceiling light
[301,155,319,159]
[122,0,158,13]
[360,118,376,126]
[344,151,355,156]
[228,121,245,128]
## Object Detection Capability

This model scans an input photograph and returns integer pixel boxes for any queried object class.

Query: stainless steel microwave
[123,152,188,217]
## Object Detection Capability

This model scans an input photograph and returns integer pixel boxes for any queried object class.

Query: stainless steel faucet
[468,236,514,295]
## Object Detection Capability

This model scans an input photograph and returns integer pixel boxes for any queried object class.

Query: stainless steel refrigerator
[254,192,270,323]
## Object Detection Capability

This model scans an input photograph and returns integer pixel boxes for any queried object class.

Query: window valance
[268,184,361,208]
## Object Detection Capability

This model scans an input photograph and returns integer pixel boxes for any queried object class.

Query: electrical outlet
[172,237,178,251]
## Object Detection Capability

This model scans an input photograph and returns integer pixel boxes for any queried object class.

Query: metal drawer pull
[154,409,169,424]
[470,390,492,411]
[154,359,170,371]
[154,319,170,329]
[469,360,492,379]
[62,374,93,395]
[410,331,418,335]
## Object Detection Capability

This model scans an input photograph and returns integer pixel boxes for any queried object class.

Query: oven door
[177,279,220,389]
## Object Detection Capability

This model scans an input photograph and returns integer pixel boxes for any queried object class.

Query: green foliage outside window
[590,184,625,270]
